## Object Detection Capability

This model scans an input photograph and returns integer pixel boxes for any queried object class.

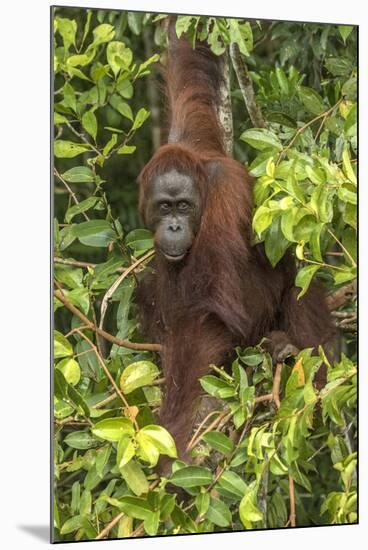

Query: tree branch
[229,43,266,128]
[326,281,357,311]
[54,286,162,352]
[218,50,234,156]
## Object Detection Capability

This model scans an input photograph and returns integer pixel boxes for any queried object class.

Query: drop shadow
[17,525,50,543]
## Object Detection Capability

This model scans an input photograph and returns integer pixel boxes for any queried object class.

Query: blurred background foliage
[53,7,357,541]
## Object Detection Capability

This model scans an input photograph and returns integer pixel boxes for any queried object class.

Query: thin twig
[93,392,118,409]
[99,250,154,331]
[272,363,283,409]
[186,410,228,452]
[288,476,296,527]
[54,285,162,352]
[277,99,343,164]
[66,119,101,156]
[54,169,90,221]
[54,256,142,274]
[75,329,139,430]
[327,228,357,268]
[95,479,160,540]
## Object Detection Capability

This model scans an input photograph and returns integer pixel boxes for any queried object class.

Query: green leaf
[136,54,160,78]
[240,128,282,151]
[280,208,297,242]
[65,197,100,223]
[138,425,177,459]
[56,17,77,50]
[117,434,136,468]
[67,52,95,67]
[56,358,81,386]
[170,466,212,488]
[95,445,112,477]
[117,144,136,155]
[264,218,291,267]
[199,375,236,398]
[132,108,150,130]
[127,12,143,35]
[175,16,195,38]
[338,25,354,44]
[81,109,98,141]
[54,330,73,358]
[54,140,90,158]
[107,41,132,77]
[92,23,115,46]
[103,134,118,156]
[60,515,83,535]
[252,206,273,236]
[325,57,353,77]
[202,431,234,454]
[61,166,95,183]
[298,86,325,115]
[63,82,77,113]
[217,470,247,499]
[338,185,357,205]
[73,220,115,248]
[295,265,320,298]
[109,94,134,121]
[309,223,324,262]
[125,229,153,255]
[275,67,289,95]
[54,368,68,400]
[92,417,134,442]
[54,112,68,124]
[271,449,290,476]
[120,361,159,394]
[64,431,100,450]
[239,486,263,529]
[115,496,153,520]
[205,497,231,527]
[136,431,160,466]
[342,149,357,185]
[195,492,210,515]
[67,385,90,417]
[120,460,149,496]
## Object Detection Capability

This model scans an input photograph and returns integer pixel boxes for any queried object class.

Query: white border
[1,1,366,548]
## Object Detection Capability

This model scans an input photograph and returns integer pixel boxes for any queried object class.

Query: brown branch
[55,257,97,269]
[230,43,266,128]
[66,119,101,156]
[75,329,139,430]
[53,286,162,352]
[95,479,160,540]
[288,476,296,527]
[218,49,234,155]
[272,363,283,409]
[95,512,124,540]
[186,410,229,452]
[326,281,357,311]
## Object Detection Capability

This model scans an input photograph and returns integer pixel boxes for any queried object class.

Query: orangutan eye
[178,201,190,211]
[159,202,171,212]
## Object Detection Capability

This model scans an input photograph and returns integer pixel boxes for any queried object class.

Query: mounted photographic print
[52,5,358,542]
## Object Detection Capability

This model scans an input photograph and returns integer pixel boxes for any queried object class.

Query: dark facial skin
[144,169,202,262]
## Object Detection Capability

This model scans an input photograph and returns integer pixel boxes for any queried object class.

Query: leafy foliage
[53,8,357,541]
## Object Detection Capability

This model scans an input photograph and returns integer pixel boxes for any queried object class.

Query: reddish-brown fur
[136,22,336,461]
